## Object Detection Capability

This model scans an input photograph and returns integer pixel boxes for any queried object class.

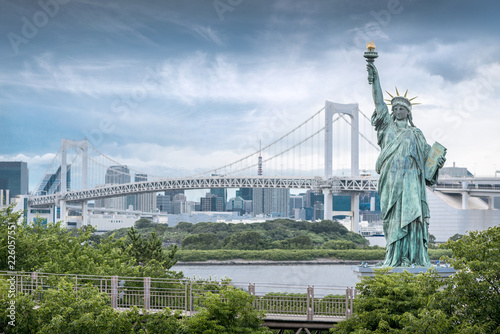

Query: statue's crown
[384,87,419,109]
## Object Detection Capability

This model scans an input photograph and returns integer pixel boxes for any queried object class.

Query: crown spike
[385,90,394,98]
[404,89,408,98]
[409,96,418,101]
[395,87,400,96]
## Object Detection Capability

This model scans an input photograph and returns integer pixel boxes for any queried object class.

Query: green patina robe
[372,106,438,267]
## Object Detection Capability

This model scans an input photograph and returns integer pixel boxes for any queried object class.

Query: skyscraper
[210,188,227,211]
[105,165,130,184]
[0,161,28,204]
[129,173,156,212]
[236,188,253,201]
[289,195,305,217]
[200,193,224,212]
[252,188,289,216]
[95,165,130,210]
[156,194,173,213]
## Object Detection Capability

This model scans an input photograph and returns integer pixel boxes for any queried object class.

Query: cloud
[2,0,500,189]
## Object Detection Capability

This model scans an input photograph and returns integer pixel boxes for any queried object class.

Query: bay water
[172,263,360,294]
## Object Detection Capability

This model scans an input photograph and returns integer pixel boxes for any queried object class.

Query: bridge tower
[323,101,360,232]
[59,139,89,225]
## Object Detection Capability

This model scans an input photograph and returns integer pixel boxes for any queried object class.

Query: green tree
[134,217,153,229]
[0,206,179,277]
[272,235,314,249]
[0,280,183,333]
[436,226,500,332]
[448,233,463,242]
[223,231,269,250]
[175,221,194,232]
[322,240,357,250]
[183,286,271,334]
[124,227,178,268]
[332,226,500,333]
[0,205,23,271]
[331,269,445,333]
[182,233,221,250]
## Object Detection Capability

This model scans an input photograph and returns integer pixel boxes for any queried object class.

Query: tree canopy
[0,205,178,278]
[332,225,500,333]
[102,218,369,251]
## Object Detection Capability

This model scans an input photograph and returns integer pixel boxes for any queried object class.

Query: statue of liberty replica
[364,42,446,267]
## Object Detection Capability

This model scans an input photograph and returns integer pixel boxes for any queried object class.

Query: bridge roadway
[7,271,354,333]
[28,175,500,210]
[29,175,379,207]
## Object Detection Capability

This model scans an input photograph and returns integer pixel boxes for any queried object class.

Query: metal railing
[0,271,355,320]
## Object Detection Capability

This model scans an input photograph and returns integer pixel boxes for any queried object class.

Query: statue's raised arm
[367,62,388,117]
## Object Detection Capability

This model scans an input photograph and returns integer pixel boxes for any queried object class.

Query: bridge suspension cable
[339,113,380,151]
[87,144,164,180]
[195,106,326,177]
[32,145,62,196]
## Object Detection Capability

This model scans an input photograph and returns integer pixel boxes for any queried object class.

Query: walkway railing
[1,271,355,321]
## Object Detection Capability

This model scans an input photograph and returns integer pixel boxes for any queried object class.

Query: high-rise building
[227,196,244,214]
[210,188,227,211]
[127,173,156,212]
[313,202,324,220]
[157,190,185,213]
[305,189,323,209]
[0,161,29,205]
[105,165,130,184]
[236,188,253,201]
[95,165,130,210]
[157,194,173,213]
[252,188,289,216]
[164,189,184,198]
[34,165,71,196]
[173,193,188,214]
[200,193,224,212]
[289,195,305,217]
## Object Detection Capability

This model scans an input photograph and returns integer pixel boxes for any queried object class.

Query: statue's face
[393,105,409,121]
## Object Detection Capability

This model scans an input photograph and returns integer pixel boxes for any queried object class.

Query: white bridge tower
[323,101,360,232]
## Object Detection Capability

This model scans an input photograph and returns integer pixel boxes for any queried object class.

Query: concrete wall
[428,189,500,242]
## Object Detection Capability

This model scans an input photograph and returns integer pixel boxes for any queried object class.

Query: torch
[364,41,378,84]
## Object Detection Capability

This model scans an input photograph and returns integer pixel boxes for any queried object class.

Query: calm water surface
[172,264,359,293]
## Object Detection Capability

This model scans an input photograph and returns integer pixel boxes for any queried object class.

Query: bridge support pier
[461,182,469,210]
[59,200,66,223]
[323,189,333,221]
[488,197,495,210]
[82,201,88,226]
[351,194,359,232]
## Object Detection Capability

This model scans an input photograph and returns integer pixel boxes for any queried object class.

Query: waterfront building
[210,188,227,211]
[252,188,290,216]
[157,194,172,213]
[243,200,253,214]
[127,173,156,212]
[0,161,28,205]
[34,165,70,196]
[227,196,244,214]
[172,193,189,214]
[201,193,224,212]
[236,188,253,201]
[289,194,305,217]
[95,165,130,210]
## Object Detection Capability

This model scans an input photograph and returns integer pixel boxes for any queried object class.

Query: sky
[1,0,500,194]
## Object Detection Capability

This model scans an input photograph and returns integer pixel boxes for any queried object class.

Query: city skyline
[1,0,500,192]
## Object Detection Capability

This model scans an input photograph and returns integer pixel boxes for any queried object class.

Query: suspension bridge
[26,100,500,231]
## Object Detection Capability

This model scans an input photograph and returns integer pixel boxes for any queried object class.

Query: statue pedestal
[352,265,455,280]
